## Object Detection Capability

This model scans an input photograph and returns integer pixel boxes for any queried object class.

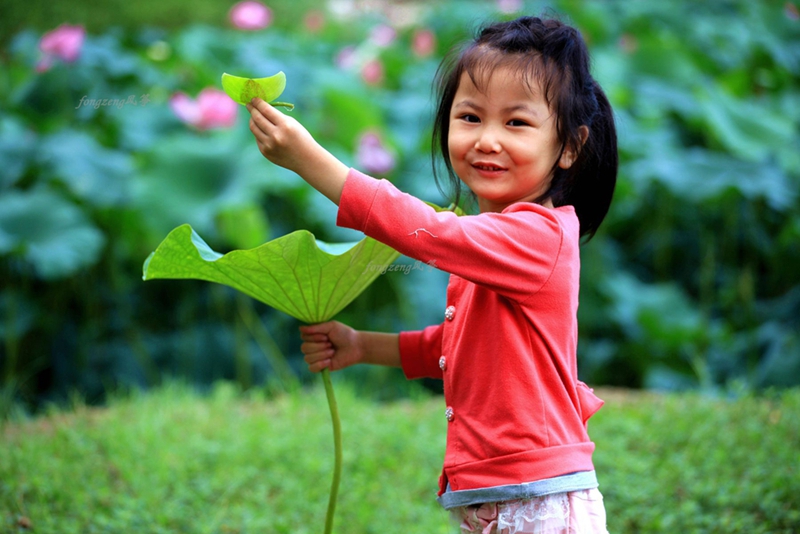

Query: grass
[2,382,799,533]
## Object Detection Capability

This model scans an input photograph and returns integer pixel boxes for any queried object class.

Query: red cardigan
[337,169,604,496]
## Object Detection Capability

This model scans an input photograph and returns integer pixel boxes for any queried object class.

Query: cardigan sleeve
[399,323,444,380]
[337,168,572,302]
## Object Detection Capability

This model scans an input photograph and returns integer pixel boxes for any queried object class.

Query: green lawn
[2,382,799,533]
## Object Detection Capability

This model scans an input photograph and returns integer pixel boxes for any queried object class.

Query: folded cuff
[399,325,444,380]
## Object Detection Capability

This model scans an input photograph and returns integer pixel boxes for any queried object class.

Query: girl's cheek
[448,130,470,156]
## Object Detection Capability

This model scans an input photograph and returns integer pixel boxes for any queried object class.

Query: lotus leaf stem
[321,368,341,534]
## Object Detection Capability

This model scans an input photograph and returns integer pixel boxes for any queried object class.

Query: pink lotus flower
[356,132,395,175]
[304,10,325,33]
[229,1,272,31]
[496,0,522,13]
[369,24,396,47]
[618,34,638,54]
[361,59,384,86]
[36,24,85,72]
[412,28,436,58]
[170,88,238,130]
[786,2,799,20]
[335,46,358,70]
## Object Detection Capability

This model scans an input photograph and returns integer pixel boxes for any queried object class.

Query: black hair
[431,16,618,240]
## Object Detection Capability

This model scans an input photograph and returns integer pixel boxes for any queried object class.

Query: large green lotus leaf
[142,225,401,323]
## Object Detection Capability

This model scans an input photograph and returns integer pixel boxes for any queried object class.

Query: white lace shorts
[451,488,609,534]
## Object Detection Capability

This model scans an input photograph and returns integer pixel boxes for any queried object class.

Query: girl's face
[448,65,579,213]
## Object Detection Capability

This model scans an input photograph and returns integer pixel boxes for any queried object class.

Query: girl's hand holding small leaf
[246,98,315,172]
[300,321,363,373]
[247,98,349,205]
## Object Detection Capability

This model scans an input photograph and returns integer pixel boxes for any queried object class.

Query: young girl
[247,15,617,534]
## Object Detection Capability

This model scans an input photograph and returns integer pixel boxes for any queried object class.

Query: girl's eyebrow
[452,100,541,118]
[452,99,482,111]
[503,103,542,118]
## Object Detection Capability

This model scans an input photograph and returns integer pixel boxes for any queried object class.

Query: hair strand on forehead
[461,46,562,109]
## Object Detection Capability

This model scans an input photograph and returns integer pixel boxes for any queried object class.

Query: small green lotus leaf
[242,79,267,102]
[143,225,401,324]
[221,71,288,106]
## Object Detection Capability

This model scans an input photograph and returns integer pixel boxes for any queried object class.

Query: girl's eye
[508,119,530,127]
[461,114,480,123]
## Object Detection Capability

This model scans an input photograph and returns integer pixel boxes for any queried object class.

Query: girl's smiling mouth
[472,161,508,176]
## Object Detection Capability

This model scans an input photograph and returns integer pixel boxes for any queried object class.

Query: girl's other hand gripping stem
[300,321,363,373]
[247,97,349,205]
[299,321,402,373]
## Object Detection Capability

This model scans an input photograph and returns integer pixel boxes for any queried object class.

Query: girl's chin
[475,191,544,212]
[476,195,517,212]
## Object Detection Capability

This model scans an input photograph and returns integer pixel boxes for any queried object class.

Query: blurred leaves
[38,130,133,207]
[0,189,105,279]
[0,117,37,188]
[625,147,796,211]
[132,132,258,239]
[697,85,796,164]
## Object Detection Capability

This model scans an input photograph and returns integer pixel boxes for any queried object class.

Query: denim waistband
[437,470,599,510]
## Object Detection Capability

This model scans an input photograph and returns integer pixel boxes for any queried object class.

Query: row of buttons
[444,304,455,422]
[441,355,451,421]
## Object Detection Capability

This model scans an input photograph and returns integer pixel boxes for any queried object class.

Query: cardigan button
[445,406,454,422]
[445,306,456,321]
[439,356,446,371]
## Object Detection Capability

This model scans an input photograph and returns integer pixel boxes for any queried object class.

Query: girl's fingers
[300,333,330,343]
[248,104,274,136]
[299,323,338,373]
[307,358,331,373]
[251,97,282,119]
[304,349,334,373]
[247,97,282,126]
[301,341,332,354]
[303,348,334,362]
[299,321,337,335]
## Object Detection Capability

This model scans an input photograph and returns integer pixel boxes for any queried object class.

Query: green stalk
[271,101,295,110]
[321,368,341,534]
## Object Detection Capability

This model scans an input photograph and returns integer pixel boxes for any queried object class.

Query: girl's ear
[558,125,589,170]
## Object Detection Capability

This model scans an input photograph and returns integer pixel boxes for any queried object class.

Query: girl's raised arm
[247,97,349,205]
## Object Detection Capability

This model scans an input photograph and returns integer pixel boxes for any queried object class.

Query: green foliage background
[1,0,799,412]
[3,383,800,533]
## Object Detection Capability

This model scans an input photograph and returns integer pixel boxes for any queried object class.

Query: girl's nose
[474,127,501,153]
